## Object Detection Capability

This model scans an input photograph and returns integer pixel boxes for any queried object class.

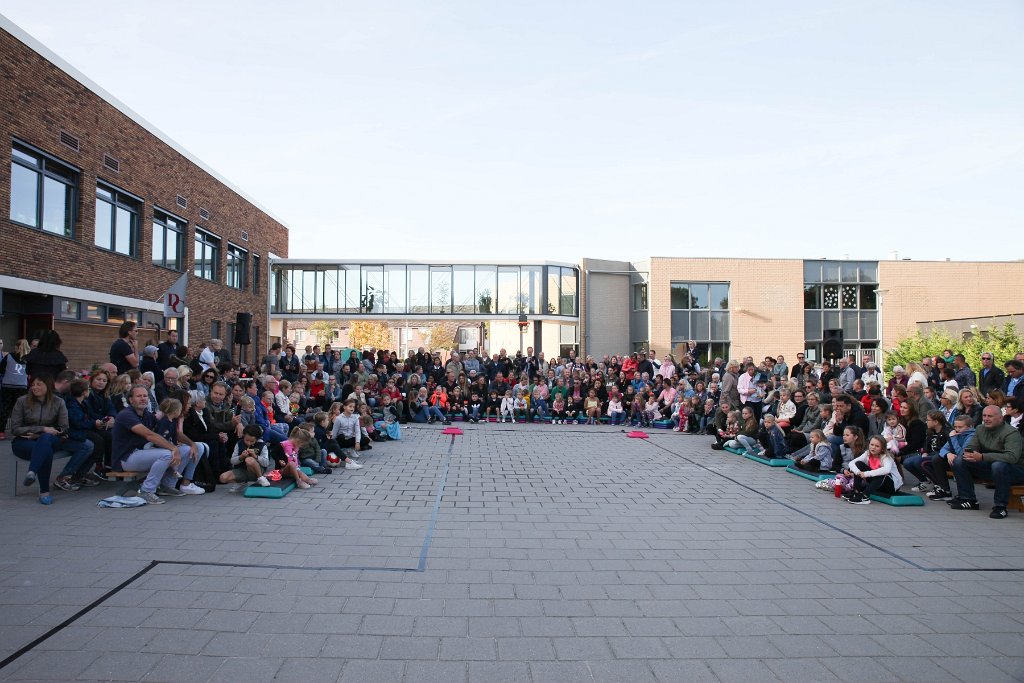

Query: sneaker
[363,444,372,451]
[307,478,319,485]
[139,490,166,504]
[22,470,37,488]
[321,467,333,475]
[345,461,363,469]
[910,482,932,493]
[672,426,681,432]
[156,485,185,497]
[74,474,102,487]
[990,506,1008,519]
[926,488,951,500]
[948,499,979,510]
[296,480,310,489]
[53,476,80,492]
[256,476,271,487]
[848,494,871,505]
[38,494,52,505]
[179,483,206,495]
[85,470,109,484]
[443,419,452,425]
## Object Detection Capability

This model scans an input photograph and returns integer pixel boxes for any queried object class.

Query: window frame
[152,207,186,271]
[226,243,248,290]
[94,181,141,257]
[193,228,221,283]
[9,141,80,237]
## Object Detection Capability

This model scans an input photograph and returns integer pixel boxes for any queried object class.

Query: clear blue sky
[3,1,1022,262]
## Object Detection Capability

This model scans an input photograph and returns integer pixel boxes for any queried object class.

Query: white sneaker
[345,461,364,469]
[256,476,270,487]
[296,480,310,489]
[179,483,205,495]
[307,478,319,485]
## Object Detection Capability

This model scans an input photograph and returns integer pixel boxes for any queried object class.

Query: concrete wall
[581,258,633,358]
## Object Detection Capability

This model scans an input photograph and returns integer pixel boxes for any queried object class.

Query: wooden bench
[104,470,146,496]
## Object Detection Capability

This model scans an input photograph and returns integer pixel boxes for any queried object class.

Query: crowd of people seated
[2,326,1022,517]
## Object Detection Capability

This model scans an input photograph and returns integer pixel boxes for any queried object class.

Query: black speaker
[234,312,252,345]
[822,329,843,361]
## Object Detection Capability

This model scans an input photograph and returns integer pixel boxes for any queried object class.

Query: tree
[307,320,337,347]
[349,321,391,350]
[423,321,459,354]
[885,321,1022,375]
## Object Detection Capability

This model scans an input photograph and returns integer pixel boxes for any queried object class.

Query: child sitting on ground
[467,392,483,424]
[758,413,790,459]
[275,427,318,490]
[842,435,904,504]
[500,389,515,423]
[294,422,331,473]
[312,410,361,470]
[219,424,271,488]
[642,392,660,427]
[584,388,601,425]
[513,390,529,422]
[794,428,832,471]
[607,393,624,426]
[551,394,567,424]
[484,390,500,423]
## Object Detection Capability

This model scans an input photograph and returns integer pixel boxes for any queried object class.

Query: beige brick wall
[878,260,1024,345]
[649,257,806,361]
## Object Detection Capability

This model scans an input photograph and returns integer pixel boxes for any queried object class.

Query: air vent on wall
[59,130,80,152]
[199,207,210,221]
[240,230,249,242]
[176,195,188,209]
[102,154,120,173]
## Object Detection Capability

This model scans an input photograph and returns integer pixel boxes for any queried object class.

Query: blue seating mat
[785,464,833,481]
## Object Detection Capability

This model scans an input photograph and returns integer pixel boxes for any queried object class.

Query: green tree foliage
[885,321,1021,374]
[307,320,337,347]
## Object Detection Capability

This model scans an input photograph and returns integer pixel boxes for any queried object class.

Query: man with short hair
[953,354,976,389]
[157,329,179,370]
[155,368,180,403]
[977,352,1005,399]
[949,405,1024,518]
[112,385,192,505]
[109,321,139,375]
[1001,360,1024,400]
[140,345,163,384]
[838,357,856,394]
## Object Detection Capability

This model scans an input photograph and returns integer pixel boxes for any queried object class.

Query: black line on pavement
[643,438,1024,574]
[0,561,160,672]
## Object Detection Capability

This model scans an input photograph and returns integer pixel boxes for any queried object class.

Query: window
[670,281,730,365]
[803,260,879,360]
[226,244,248,289]
[546,266,578,316]
[95,183,140,256]
[252,254,260,294]
[85,304,103,321]
[107,306,126,324]
[211,320,220,340]
[194,229,221,282]
[152,209,185,270]
[633,283,648,311]
[9,143,78,236]
[59,300,80,319]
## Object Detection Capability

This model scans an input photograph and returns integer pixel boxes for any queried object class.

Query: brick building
[0,16,288,370]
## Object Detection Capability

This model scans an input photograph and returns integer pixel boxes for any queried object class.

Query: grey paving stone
[338,659,406,683]
[529,661,595,683]
[497,636,557,660]
[379,635,441,659]
[467,661,530,682]
[649,659,721,682]
[402,661,469,683]
[141,654,226,683]
[439,636,497,661]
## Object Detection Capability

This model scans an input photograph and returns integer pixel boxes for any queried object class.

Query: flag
[163,273,188,317]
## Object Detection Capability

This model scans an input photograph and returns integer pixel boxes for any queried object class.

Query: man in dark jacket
[977,352,1006,400]
[1000,360,1024,400]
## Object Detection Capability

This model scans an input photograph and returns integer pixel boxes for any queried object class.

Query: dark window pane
[709,283,729,310]
[859,285,876,309]
[670,310,689,341]
[822,262,840,282]
[670,282,689,309]
[842,311,858,339]
[804,310,822,340]
[859,312,878,339]
[12,147,38,166]
[689,284,709,310]
[841,262,858,282]
[803,285,820,309]
[823,310,840,332]
[803,261,821,282]
[858,262,877,282]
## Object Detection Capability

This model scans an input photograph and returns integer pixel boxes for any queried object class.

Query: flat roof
[0,13,289,230]
[272,259,580,269]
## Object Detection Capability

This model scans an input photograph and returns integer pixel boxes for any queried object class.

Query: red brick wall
[0,26,288,362]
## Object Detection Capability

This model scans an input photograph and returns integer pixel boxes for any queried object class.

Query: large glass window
[152,209,184,270]
[803,260,879,360]
[361,265,384,312]
[430,266,451,314]
[408,266,429,314]
[226,244,248,289]
[670,281,730,364]
[322,268,340,313]
[95,184,139,256]
[475,266,496,314]
[9,143,77,237]
[193,229,220,282]
[497,267,520,314]
[384,265,406,313]
[452,266,475,314]
[559,268,576,316]
[343,266,360,312]
[633,283,648,311]
[522,266,543,315]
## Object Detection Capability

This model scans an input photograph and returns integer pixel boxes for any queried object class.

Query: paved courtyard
[0,425,1022,682]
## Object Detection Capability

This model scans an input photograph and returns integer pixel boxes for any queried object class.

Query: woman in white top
[906,362,929,390]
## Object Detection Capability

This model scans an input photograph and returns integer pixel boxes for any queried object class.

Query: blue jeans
[827,434,843,465]
[737,434,760,455]
[609,411,624,425]
[263,425,288,443]
[468,406,481,420]
[122,444,191,493]
[533,399,548,419]
[951,457,1024,507]
[415,406,445,422]
[13,434,93,494]
[902,453,929,485]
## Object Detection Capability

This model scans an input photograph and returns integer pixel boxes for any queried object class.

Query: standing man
[977,351,1005,400]
[109,321,139,375]
[157,329,180,371]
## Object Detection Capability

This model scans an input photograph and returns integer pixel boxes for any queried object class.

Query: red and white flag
[163,273,188,317]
